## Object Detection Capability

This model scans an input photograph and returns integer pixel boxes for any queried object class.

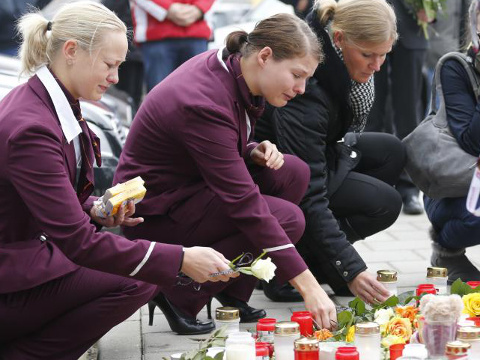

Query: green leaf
[337,310,354,328]
[214,352,225,360]
[382,295,399,308]
[451,278,464,295]
[349,297,366,315]
[398,290,415,305]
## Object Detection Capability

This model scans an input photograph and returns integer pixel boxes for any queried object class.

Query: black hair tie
[46,21,52,31]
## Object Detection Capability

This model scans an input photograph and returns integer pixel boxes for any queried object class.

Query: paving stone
[360,249,422,262]
[98,319,142,360]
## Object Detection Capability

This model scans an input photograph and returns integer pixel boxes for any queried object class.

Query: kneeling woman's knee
[283,154,310,194]
[283,204,306,244]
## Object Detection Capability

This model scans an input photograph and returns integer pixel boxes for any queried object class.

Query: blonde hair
[17,1,127,76]
[226,13,323,64]
[315,0,397,46]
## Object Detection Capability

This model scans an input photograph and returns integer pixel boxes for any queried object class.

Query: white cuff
[130,242,156,276]
[263,244,294,253]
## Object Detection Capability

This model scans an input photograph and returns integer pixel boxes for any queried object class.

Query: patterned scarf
[224,51,266,130]
[333,42,375,132]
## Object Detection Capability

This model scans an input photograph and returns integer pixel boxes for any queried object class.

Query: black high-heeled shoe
[206,292,266,323]
[262,277,303,302]
[148,293,215,335]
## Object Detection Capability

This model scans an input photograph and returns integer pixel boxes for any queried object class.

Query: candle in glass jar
[445,340,470,359]
[335,346,359,360]
[291,311,313,336]
[294,337,319,360]
[257,318,276,343]
[456,326,480,357]
[426,267,448,295]
[225,332,255,360]
[215,307,240,336]
[376,270,397,296]
[274,321,300,360]
[354,322,381,360]
[256,343,269,360]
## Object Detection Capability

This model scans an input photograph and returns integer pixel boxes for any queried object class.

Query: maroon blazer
[0,75,183,294]
[114,50,308,282]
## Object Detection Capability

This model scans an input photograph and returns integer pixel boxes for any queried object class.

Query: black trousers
[329,132,405,239]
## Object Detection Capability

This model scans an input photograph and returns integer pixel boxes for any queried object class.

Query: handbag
[403,52,479,199]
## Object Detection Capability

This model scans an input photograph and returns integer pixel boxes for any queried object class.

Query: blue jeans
[424,195,480,249]
[140,38,208,91]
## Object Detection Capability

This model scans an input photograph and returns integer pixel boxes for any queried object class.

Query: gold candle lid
[457,326,480,340]
[427,267,448,278]
[215,307,239,321]
[445,340,471,355]
[355,322,380,335]
[294,337,319,351]
[274,321,300,336]
[377,270,397,283]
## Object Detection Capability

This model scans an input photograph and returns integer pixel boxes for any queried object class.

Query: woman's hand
[90,200,144,228]
[181,247,240,283]
[347,271,390,305]
[290,270,337,329]
[250,140,285,170]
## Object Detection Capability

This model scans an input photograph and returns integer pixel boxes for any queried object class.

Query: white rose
[251,257,276,282]
[374,308,394,332]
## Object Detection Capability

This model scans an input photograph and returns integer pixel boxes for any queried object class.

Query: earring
[67,59,73,66]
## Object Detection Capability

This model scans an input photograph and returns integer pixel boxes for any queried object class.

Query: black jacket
[255,12,367,291]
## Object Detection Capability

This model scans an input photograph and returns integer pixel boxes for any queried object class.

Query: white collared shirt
[36,66,82,164]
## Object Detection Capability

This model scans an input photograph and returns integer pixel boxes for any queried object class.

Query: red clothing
[130,0,214,43]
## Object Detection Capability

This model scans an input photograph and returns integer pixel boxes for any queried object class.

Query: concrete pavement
[96,211,480,359]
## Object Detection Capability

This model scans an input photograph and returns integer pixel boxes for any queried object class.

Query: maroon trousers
[0,268,157,360]
[123,155,309,317]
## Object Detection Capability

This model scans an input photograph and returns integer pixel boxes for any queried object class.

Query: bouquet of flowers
[404,0,447,39]
[315,292,419,359]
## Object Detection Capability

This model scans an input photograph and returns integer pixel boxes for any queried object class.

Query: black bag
[403,52,479,199]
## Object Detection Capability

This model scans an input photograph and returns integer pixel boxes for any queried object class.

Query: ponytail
[17,13,50,76]
[315,0,337,27]
[225,30,249,54]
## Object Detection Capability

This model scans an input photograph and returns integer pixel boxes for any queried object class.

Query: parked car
[209,0,294,50]
[0,55,129,196]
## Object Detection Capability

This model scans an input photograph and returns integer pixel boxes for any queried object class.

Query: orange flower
[314,328,333,341]
[395,305,419,323]
[385,317,412,342]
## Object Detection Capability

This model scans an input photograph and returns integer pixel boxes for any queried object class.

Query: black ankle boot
[262,277,303,302]
[148,293,215,335]
[207,292,266,323]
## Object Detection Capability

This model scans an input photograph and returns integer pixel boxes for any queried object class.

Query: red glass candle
[335,346,360,360]
[467,281,480,289]
[294,337,319,360]
[256,341,274,358]
[467,317,480,327]
[291,311,313,336]
[256,343,269,359]
[390,343,405,360]
[257,318,276,349]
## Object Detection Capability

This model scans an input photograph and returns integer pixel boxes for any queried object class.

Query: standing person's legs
[179,38,208,65]
[390,43,427,214]
[365,55,391,133]
[0,268,156,360]
[140,39,178,91]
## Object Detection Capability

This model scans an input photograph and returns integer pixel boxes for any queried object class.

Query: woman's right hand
[290,270,337,329]
[181,247,239,284]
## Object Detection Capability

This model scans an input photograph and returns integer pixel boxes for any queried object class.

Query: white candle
[225,344,255,360]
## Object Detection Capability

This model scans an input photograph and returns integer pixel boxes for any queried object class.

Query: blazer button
[335,260,341,266]
[39,235,47,242]
[343,271,349,277]
[350,151,357,159]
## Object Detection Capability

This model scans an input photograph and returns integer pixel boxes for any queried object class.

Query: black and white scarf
[333,42,375,132]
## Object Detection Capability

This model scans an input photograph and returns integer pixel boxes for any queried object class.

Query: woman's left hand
[90,200,144,228]
[250,140,284,170]
[347,271,391,305]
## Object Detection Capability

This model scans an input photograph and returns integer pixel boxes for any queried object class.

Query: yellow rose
[346,326,355,343]
[385,316,412,342]
[381,334,406,348]
[463,293,480,317]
